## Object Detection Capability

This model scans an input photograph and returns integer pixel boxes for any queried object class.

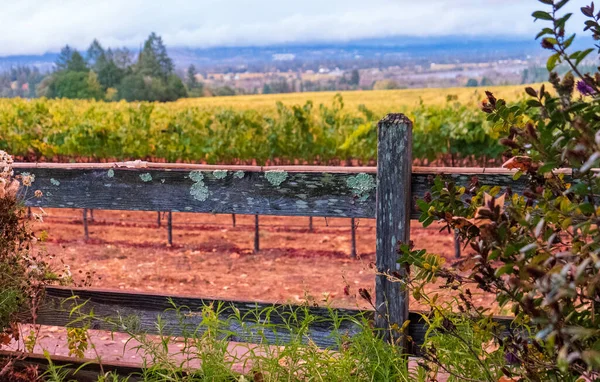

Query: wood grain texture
[34,287,439,349]
[37,286,368,349]
[375,114,412,346]
[15,167,377,218]
[1,350,144,382]
[14,167,533,219]
[32,287,514,352]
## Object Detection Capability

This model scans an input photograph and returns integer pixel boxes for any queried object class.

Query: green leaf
[526,99,543,108]
[495,264,515,277]
[555,0,569,10]
[575,48,595,65]
[422,216,435,227]
[536,27,554,39]
[556,13,573,28]
[579,202,595,215]
[538,162,557,174]
[563,33,576,50]
[513,170,524,181]
[532,11,553,20]
[547,53,560,72]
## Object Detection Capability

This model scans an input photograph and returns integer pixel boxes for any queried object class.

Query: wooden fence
[7,113,525,377]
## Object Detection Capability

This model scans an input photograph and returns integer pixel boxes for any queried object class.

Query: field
[0,84,529,165]
[173,84,527,114]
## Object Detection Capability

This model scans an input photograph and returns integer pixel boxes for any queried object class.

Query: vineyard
[0,85,526,166]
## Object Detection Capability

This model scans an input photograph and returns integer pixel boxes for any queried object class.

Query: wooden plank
[350,218,357,259]
[167,211,173,246]
[13,161,575,175]
[82,208,89,240]
[32,287,513,351]
[14,167,534,219]
[1,350,143,382]
[254,214,260,253]
[15,168,377,219]
[375,113,412,346]
[36,287,369,349]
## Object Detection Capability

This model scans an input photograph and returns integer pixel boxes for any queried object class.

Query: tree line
[33,33,190,102]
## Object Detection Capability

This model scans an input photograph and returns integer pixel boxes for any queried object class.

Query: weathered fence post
[308,216,313,232]
[350,218,357,259]
[254,215,260,253]
[167,211,173,246]
[454,229,461,258]
[82,208,89,241]
[375,114,412,348]
[157,211,161,228]
[232,213,236,227]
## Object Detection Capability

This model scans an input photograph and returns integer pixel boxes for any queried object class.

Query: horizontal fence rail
[14,165,535,219]
[33,287,514,350]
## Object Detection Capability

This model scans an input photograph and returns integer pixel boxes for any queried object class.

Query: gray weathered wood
[167,211,173,246]
[254,214,260,253]
[14,168,377,218]
[31,286,514,352]
[36,287,368,349]
[83,208,89,241]
[1,350,144,382]
[14,167,534,219]
[350,218,357,259]
[375,114,412,347]
[454,230,461,259]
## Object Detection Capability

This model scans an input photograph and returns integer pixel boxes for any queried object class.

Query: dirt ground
[30,208,495,310]
[6,208,496,373]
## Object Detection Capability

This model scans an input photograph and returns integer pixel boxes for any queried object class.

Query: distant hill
[0,35,588,73]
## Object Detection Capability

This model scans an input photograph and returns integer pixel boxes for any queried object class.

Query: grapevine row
[0,94,507,165]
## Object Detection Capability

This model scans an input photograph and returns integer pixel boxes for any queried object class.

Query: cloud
[0,0,587,56]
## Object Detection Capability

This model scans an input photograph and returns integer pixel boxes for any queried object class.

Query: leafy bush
[0,151,68,378]
[403,1,600,380]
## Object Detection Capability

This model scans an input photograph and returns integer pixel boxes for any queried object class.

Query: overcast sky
[0,0,587,56]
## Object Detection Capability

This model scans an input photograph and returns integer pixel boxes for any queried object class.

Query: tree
[47,71,103,100]
[67,51,88,72]
[108,47,132,69]
[480,77,493,86]
[262,83,272,94]
[117,72,187,102]
[373,79,400,90]
[138,32,174,79]
[465,78,479,87]
[55,45,73,71]
[350,69,360,86]
[186,64,198,89]
[86,39,106,68]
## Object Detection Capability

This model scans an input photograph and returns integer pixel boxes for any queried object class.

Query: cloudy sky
[0,0,587,56]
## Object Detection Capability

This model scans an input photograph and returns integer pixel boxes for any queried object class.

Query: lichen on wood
[265,170,288,187]
[346,173,376,202]
[139,173,152,182]
[189,170,209,201]
[212,170,227,179]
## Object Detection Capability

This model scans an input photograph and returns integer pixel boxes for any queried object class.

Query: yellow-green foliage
[0,85,525,164]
